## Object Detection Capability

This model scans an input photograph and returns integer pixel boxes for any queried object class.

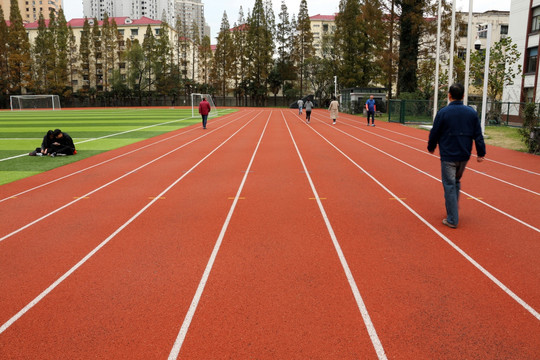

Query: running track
[0,108,539,359]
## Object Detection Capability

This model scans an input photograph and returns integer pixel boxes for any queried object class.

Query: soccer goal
[191,93,218,118]
[10,95,61,111]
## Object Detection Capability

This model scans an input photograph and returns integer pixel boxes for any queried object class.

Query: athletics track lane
[305,111,540,310]
[283,110,539,359]
[176,110,380,359]
[0,110,266,358]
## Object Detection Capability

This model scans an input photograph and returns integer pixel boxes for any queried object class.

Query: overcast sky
[63,0,511,43]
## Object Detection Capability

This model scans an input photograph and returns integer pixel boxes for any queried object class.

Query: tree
[231,7,248,105]
[470,36,522,101]
[276,0,296,89]
[7,0,32,94]
[334,0,371,88]
[79,18,92,92]
[32,13,50,92]
[91,17,102,90]
[55,9,70,94]
[199,35,212,86]
[67,25,79,94]
[295,0,314,96]
[0,6,9,102]
[246,0,275,105]
[213,12,234,98]
[142,24,156,93]
[190,21,200,83]
[155,22,174,97]
[126,40,146,105]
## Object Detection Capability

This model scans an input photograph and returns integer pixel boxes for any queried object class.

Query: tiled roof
[23,16,162,29]
[310,14,336,21]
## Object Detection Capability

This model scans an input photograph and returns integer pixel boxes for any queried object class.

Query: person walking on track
[305,99,313,124]
[328,96,339,125]
[365,95,376,126]
[297,99,304,115]
[199,97,211,129]
[427,83,486,229]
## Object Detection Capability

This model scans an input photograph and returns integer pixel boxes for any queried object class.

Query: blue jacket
[428,101,486,162]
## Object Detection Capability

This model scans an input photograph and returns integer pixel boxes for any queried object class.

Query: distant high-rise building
[0,0,61,23]
[82,0,209,40]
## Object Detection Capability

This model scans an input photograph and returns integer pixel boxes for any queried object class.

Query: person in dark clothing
[428,83,486,229]
[198,97,211,129]
[29,130,54,156]
[50,129,76,157]
[305,99,313,123]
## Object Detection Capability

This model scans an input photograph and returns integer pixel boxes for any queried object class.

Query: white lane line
[310,115,540,233]
[337,119,540,197]
[283,111,388,360]
[0,111,260,336]
[0,112,260,243]
[0,115,199,162]
[301,114,540,322]
[340,115,540,176]
[0,111,249,203]
[168,112,271,360]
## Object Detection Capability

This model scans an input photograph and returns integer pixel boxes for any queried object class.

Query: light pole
[464,0,473,105]
[477,23,492,135]
[334,76,337,99]
[433,0,442,120]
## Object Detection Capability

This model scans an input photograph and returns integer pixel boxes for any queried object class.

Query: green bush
[519,102,540,154]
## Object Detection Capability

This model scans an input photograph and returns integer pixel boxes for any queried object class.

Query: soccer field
[0,107,236,185]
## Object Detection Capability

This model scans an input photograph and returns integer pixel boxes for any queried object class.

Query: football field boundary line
[168,112,271,360]
[309,114,539,233]
[0,114,198,162]
[299,114,540,322]
[0,111,250,203]
[339,114,540,177]
[283,111,388,360]
[0,111,259,243]
[0,111,260,336]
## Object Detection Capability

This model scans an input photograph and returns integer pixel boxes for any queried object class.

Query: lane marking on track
[299,113,540,322]
[390,198,406,200]
[337,118,540,196]
[168,112,272,360]
[0,111,260,244]
[73,197,90,199]
[0,110,247,203]
[310,114,540,233]
[467,197,483,200]
[338,115,540,177]
[283,111,388,360]
[227,197,245,200]
[0,111,262,336]
[309,197,327,200]
[149,197,166,200]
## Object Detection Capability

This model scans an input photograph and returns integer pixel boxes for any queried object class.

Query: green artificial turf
[0,107,236,185]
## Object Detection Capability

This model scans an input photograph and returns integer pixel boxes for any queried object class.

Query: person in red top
[198,97,211,129]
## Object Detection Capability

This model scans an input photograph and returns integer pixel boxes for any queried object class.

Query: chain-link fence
[388,99,534,127]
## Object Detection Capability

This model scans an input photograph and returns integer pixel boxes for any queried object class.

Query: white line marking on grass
[310,114,540,233]
[283,111,388,360]
[338,120,540,197]
[0,114,198,162]
[168,112,271,360]
[340,115,540,176]
[0,111,260,336]
[302,114,540,322]
[0,111,250,203]
[0,112,259,242]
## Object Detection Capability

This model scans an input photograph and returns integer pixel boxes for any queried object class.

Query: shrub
[519,102,540,154]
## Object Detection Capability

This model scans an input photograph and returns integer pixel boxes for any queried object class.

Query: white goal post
[191,93,218,118]
[10,95,61,111]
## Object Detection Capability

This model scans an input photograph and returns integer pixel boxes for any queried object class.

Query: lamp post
[477,23,492,135]
[464,0,473,105]
[433,0,442,120]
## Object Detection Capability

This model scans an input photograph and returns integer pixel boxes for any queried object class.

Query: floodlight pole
[479,23,492,135]
[464,0,473,105]
[334,76,337,99]
[433,0,442,121]
[448,0,456,88]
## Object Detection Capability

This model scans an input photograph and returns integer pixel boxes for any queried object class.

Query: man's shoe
[50,152,56,158]
[442,219,457,229]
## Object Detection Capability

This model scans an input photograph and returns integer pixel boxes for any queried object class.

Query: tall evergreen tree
[232,7,248,105]
[0,6,9,100]
[91,18,102,90]
[7,0,32,94]
[142,25,156,92]
[334,0,371,88]
[45,10,58,92]
[295,0,314,96]
[67,25,79,92]
[33,13,49,92]
[276,1,295,91]
[246,0,274,105]
[190,21,200,83]
[79,18,92,92]
[155,22,174,95]
[199,35,212,86]
[55,8,69,94]
[213,12,234,98]
[397,0,424,94]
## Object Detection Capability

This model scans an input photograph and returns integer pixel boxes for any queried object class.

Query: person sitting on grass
[49,129,77,157]
[29,130,54,156]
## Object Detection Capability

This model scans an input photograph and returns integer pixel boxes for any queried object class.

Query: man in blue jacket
[428,83,486,229]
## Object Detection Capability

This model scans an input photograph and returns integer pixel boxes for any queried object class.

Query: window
[531,7,540,33]
[525,88,534,103]
[527,47,538,73]
[118,29,124,35]
[131,29,138,36]
[323,24,329,32]
[155,28,160,35]
[500,25,508,35]
[459,23,467,37]
[457,48,467,60]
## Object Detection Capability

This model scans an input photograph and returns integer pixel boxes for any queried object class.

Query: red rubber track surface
[0,109,538,359]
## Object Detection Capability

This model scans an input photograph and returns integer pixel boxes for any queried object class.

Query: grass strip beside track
[0,108,236,185]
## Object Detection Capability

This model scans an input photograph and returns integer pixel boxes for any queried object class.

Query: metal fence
[387,99,532,127]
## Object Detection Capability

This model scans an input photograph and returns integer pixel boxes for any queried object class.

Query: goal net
[191,93,218,118]
[10,95,61,111]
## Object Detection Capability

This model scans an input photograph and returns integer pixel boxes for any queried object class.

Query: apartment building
[310,14,336,56]
[24,16,197,92]
[0,0,61,23]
